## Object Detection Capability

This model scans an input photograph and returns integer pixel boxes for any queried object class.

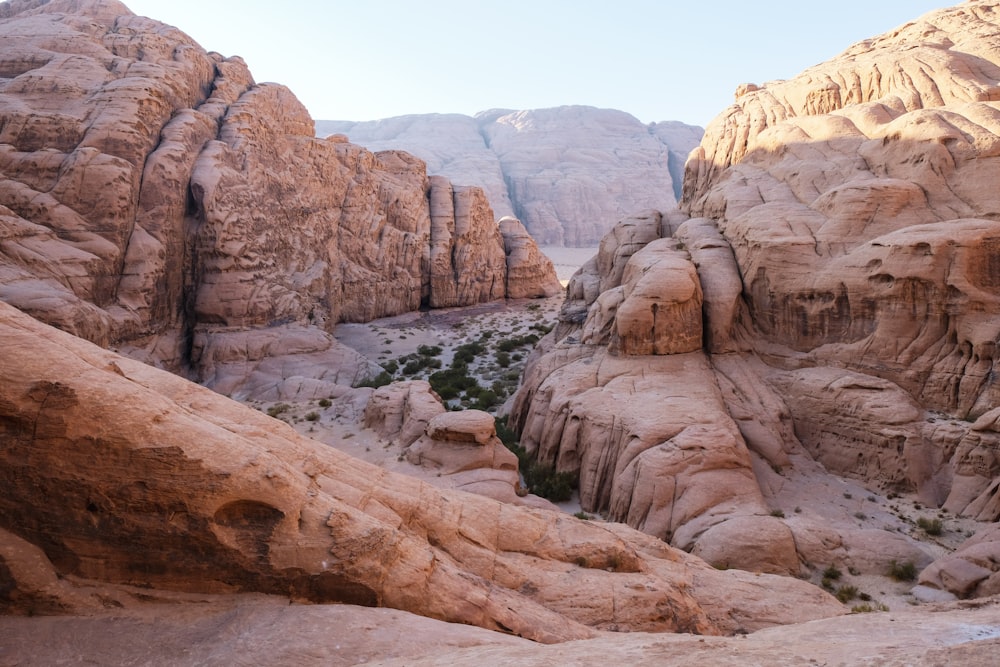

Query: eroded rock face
[319,107,704,246]
[919,524,1000,599]
[499,216,563,299]
[513,2,1000,589]
[0,301,845,638]
[0,1,559,400]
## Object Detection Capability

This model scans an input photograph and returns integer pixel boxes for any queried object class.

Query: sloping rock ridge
[0,0,560,400]
[0,300,845,638]
[318,108,704,246]
[513,0,1000,591]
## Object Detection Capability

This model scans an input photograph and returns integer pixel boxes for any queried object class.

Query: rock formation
[318,108,704,246]
[0,300,845,639]
[0,0,559,401]
[512,0,1000,591]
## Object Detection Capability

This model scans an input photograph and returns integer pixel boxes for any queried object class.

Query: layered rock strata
[513,1,1000,587]
[0,301,844,638]
[319,108,704,246]
[0,0,559,400]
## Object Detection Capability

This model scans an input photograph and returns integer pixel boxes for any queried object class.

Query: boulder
[919,525,1000,599]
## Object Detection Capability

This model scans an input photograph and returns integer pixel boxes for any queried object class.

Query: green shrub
[381,360,399,374]
[356,371,393,389]
[318,398,332,408]
[402,360,423,375]
[417,344,442,357]
[835,585,859,603]
[497,333,541,353]
[917,517,943,536]
[888,560,917,581]
[770,509,785,518]
[494,417,519,447]
[851,602,889,613]
[429,367,478,400]
[496,351,511,368]
[305,412,320,422]
[823,565,842,580]
[452,341,485,366]
[267,403,291,418]
[523,463,575,502]
[574,511,592,520]
[474,390,499,411]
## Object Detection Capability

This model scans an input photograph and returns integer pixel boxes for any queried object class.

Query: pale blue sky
[124,0,952,127]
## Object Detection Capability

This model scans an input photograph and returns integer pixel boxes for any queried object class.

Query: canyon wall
[318,108,704,247]
[0,0,560,400]
[513,1,1000,594]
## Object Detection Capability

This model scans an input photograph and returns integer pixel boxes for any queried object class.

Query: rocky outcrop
[919,524,1000,599]
[0,301,845,638]
[499,217,563,298]
[513,1,1000,587]
[0,0,558,400]
[361,381,553,508]
[318,107,704,246]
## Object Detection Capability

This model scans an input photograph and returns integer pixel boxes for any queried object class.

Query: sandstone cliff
[318,108,704,246]
[0,300,844,638]
[513,1,1000,589]
[0,0,560,400]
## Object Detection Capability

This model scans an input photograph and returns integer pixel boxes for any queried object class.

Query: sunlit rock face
[513,1,1000,589]
[319,108,704,246]
[0,0,558,400]
[0,300,846,637]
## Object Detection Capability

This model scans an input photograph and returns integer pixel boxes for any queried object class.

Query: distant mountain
[317,107,703,247]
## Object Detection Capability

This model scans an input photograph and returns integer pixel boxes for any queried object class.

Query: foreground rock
[0,302,843,640]
[513,1,1000,592]
[319,108,704,246]
[1,591,998,666]
[0,0,559,400]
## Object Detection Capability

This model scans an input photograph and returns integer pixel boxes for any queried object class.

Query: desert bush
[823,565,842,581]
[381,360,399,374]
[318,398,332,408]
[917,517,943,535]
[770,509,785,518]
[523,463,575,502]
[496,351,511,368]
[429,367,478,400]
[452,341,485,366]
[494,417,518,447]
[496,333,541,353]
[356,371,393,389]
[474,390,499,411]
[835,585,859,603]
[851,602,889,613]
[304,412,320,422]
[267,403,291,418]
[417,344,442,357]
[888,560,917,581]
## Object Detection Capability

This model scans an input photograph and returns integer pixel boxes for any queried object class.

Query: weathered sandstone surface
[0,301,845,639]
[0,0,559,401]
[2,593,999,666]
[318,108,704,246]
[513,1,1000,591]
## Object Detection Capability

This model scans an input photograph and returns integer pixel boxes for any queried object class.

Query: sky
[124,0,953,128]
